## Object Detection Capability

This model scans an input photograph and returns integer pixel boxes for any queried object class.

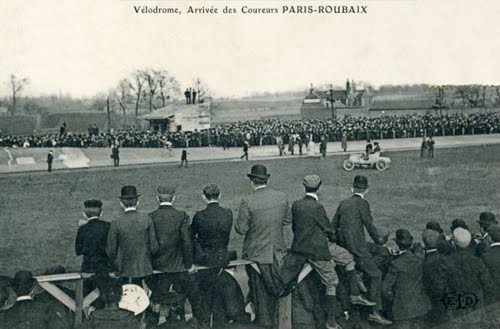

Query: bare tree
[144,69,159,112]
[9,74,29,115]
[128,70,147,125]
[115,79,132,124]
[192,77,211,103]
[157,71,180,107]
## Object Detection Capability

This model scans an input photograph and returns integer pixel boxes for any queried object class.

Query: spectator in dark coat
[106,186,159,284]
[148,185,206,325]
[75,199,112,273]
[212,251,251,327]
[475,212,498,257]
[481,224,500,301]
[447,228,496,317]
[2,270,70,329]
[332,175,391,325]
[191,184,233,322]
[0,275,16,312]
[289,174,341,329]
[382,230,431,327]
[421,229,451,325]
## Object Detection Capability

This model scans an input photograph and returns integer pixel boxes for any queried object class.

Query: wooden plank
[74,279,84,328]
[36,273,83,283]
[38,282,76,311]
[278,295,292,329]
[82,289,100,309]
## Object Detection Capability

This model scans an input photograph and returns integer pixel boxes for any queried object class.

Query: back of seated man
[3,270,71,329]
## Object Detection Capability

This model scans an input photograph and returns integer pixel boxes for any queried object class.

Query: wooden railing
[34,260,293,329]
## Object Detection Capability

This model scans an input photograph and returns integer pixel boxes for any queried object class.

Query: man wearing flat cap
[75,199,112,274]
[288,174,373,329]
[421,229,451,325]
[191,184,234,318]
[147,185,207,324]
[382,229,431,327]
[107,186,159,285]
[332,175,391,325]
[481,224,500,301]
[236,164,291,329]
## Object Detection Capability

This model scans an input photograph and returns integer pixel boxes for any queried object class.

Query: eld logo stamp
[440,293,478,310]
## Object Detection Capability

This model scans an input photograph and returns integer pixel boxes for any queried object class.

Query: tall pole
[106,97,111,133]
[330,85,334,119]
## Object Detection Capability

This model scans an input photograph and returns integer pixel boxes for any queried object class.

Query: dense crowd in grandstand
[1,112,500,149]
[1,168,500,329]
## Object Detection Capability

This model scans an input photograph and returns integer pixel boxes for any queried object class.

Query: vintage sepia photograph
[1,0,500,328]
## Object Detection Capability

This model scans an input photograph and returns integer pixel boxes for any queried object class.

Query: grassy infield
[1,144,499,276]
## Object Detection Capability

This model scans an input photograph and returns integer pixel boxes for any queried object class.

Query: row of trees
[1,69,211,120]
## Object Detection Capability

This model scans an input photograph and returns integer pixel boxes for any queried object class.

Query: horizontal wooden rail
[32,259,270,328]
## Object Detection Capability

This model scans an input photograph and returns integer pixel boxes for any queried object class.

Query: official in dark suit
[192,184,233,322]
[332,175,391,325]
[106,186,159,284]
[236,164,291,328]
[382,229,431,327]
[240,141,249,160]
[111,145,120,167]
[421,229,452,325]
[482,224,500,301]
[75,199,112,273]
[148,185,207,324]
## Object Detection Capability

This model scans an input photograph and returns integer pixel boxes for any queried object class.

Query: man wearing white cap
[447,227,496,316]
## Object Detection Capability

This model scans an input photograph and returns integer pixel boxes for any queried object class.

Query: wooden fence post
[278,295,292,329]
[75,278,84,328]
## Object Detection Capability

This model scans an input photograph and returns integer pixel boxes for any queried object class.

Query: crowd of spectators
[1,112,500,149]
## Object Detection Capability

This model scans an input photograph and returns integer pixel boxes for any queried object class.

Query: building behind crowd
[301,80,371,119]
[140,102,211,133]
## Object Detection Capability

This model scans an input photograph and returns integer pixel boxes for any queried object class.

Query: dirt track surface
[2,133,500,173]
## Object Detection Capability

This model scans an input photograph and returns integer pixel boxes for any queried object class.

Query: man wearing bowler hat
[147,185,207,324]
[288,174,374,329]
[107,186,159,285]
[382,229,431,327]
[235,164,291,329]
[482,224,500,301]
[475,212,498,256]
[332,175,391,325]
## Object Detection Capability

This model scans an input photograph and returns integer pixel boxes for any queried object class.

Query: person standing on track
[111,144,120,167]
[47,150,54,172]
[180,148,188,168]
[241,141,249,161]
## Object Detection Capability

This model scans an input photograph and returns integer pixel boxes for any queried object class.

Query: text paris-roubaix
[133,5,368,15]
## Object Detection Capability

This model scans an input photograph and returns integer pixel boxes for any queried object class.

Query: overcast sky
[1,0,500,98]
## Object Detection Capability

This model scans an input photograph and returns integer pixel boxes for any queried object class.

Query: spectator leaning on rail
[106,186,159,286]
[147,185,207,325]
[191,184,233,322]
[332,175,392,325]
[236,164,292,329]
[382,229,431,328]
